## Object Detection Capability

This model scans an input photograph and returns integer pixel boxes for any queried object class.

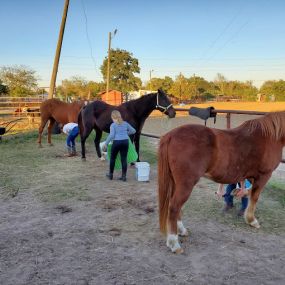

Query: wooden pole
[106,32,112,103]
[48,0,70,99]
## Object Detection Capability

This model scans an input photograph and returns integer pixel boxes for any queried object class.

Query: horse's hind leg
[38,116,49,147]
[244,174,271,229]
[79,123,94,160]
[167,180,195,253]
[94,128,102,159]
[47,118,56,146]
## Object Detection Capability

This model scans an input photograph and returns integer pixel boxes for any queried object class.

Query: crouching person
[62,122,79,157]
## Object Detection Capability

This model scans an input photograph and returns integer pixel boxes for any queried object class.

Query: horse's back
[161,124,217,174]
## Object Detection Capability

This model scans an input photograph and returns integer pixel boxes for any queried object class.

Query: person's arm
[105,123,116,145]
[126,122,136,135]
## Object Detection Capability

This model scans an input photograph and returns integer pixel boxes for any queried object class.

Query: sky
[0,0,285,89]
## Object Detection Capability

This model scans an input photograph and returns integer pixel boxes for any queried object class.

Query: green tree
[100,48,141,93]
[146,76,174,93]
[0,80,9,95]
[260,80,285,101]
[169,73,192,101]
[56,77,105,100]
[0,65,38,96]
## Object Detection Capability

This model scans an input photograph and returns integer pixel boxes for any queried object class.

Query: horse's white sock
[166,234,181,252]
[177,221,188,236]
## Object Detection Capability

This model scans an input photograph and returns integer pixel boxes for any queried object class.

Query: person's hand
[236,189,248,198]
[102,143,107,152]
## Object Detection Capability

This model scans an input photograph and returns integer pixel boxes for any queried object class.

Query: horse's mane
[124,92,156,107]
[243,111,285,140]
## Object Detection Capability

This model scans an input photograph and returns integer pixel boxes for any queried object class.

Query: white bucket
[135,162,150,182]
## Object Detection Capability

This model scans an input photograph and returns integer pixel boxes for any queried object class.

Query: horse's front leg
[94,129,102,158]
[244,173,271,229]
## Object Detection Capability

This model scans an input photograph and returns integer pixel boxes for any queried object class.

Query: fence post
[226,113,231,129]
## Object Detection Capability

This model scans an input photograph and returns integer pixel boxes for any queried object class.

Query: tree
[146,76,174,93]
[0,65,38,96]
[56,77,105,100]
[260,80,285,101]
[0,80,9,95]
[100,48,141,93]
[169,73,192,101]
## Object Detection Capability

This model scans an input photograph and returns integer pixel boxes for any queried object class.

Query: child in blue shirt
[217,180,252,216]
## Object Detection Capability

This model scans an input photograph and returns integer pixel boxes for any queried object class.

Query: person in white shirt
[62,122,79,156]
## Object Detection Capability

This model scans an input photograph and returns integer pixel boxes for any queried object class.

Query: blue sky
[0,0,284,88]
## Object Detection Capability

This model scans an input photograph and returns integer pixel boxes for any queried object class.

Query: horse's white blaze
[177,220,188,236]
[166,234,181,252]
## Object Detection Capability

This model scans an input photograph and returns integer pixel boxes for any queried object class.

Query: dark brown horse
[158,111,285,253]
[38,99,86,146]
[78,89,176,161]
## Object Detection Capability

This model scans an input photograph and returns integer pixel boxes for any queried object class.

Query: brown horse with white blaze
[38,99,86,146]
[158,111,285,253]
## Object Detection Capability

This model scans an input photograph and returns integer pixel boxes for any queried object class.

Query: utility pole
[48,0,69,99]
[149,69,154,90]
[106,29,117,102]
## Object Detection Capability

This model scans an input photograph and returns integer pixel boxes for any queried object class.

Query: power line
[81,0,101,79]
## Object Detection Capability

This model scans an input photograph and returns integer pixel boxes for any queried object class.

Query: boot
[118,173,127,182]
[66,146,73,157]
[71,145,77,156]
[106,173,113,180]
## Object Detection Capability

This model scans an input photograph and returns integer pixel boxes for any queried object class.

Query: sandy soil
[0,115,285,285]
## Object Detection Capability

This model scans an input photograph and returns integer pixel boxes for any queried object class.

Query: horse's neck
[132,94,156,118]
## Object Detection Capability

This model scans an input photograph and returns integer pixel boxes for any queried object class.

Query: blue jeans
[66,126,79,147]
[224,182,249,211]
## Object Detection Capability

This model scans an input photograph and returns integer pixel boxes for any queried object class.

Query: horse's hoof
[174,248,184,254]
[100,156,106,161]
[49,143,54,147]
[249,218,260,229]
[81,157,86,162]
[179,230,189,237]
[38,144,43,148]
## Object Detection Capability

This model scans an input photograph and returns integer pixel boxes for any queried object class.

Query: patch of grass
[264,179,285,208]
[139,137,158,165]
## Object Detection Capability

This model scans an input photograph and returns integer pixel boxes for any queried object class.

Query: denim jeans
[66,126,79,148]
[224,182,249,211]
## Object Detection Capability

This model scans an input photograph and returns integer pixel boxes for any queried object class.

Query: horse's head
[156,89,176,118]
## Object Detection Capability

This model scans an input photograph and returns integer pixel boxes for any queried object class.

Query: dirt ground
[0,115,285,285]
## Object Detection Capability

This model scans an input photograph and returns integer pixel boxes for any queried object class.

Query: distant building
[99,90,123,105]
[128,89,155,100]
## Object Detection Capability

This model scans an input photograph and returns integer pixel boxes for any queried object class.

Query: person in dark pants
[102,110,136,181]
[63,122,79,157]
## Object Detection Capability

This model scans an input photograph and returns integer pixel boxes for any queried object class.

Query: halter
[156,93,173,113]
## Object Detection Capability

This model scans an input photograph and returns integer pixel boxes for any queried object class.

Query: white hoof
[177,221,189,236]
[249,218,260,229]
[100,156,106,161]
[166,234,183,253]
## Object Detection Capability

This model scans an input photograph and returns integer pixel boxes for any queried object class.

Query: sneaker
[106,173,113,180]
[237,209,245,217]
[222,204,234,213]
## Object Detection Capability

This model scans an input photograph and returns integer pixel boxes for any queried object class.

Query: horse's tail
[158,133,174,235]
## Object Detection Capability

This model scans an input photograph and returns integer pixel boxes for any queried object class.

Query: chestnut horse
[38,98,86,146]
[158,111,285,253]
[78,89,176,161]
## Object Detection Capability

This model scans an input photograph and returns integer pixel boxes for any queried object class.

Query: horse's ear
[158,88,164,94]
